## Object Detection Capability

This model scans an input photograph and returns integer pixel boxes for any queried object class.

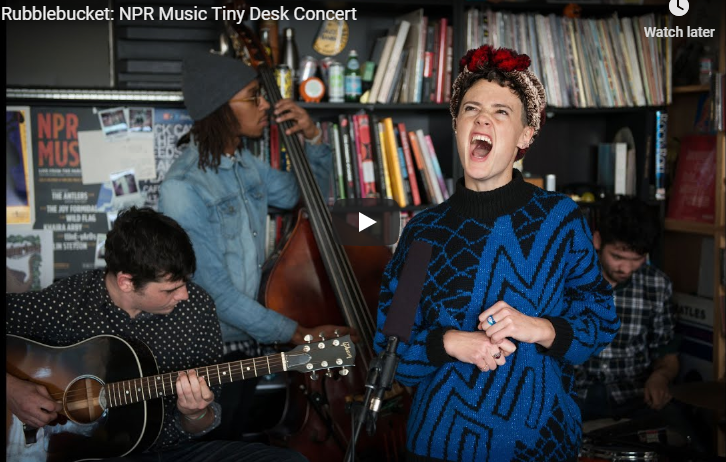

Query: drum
[579,441,658,461]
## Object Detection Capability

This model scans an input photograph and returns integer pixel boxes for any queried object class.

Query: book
[424,134,450,200]
[666,135,716,223]
[329,123,346,200]
[407,131,434,204]
[434,17,448,104]
[654,110,667,200]
[415,129,443,204]
[381,117,407,207]
[354,113,377,198]
[394,127,412,204]
[368,34,396,103]
[396,8,426,103]
[421,22,436,103]
[338,115,357,199]
[597,142,629,196]
[377,20,411,104]
[397,123,420,205]
[376,120,393,200]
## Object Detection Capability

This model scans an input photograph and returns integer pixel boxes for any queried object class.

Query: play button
[358,212,376,232]
[331,198,401,246]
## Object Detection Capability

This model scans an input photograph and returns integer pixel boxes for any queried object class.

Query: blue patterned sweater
[374,171,619,462]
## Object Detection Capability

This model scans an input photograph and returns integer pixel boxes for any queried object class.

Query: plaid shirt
[575,263,678,404]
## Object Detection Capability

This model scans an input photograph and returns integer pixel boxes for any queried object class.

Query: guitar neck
[104,352,286,408]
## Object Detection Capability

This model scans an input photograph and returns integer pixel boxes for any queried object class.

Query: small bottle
[344,49,362,103]
[281,28,300,98]
[259,28,273,62]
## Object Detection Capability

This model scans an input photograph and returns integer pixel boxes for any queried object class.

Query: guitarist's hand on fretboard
[6,373,63,429]
[175,369,215,432]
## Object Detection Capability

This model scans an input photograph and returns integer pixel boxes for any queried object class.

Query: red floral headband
[459,45,532,74]
[450,45,547,160]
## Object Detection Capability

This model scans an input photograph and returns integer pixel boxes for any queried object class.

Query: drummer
[574,198,710,453]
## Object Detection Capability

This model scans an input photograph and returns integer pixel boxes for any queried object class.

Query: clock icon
[669,0,689,16]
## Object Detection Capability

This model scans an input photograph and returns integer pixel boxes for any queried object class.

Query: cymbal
[670,380,725,411]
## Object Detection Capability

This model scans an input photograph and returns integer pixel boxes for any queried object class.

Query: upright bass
[223,3,410,461]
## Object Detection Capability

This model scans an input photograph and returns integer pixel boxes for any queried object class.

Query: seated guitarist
[5,207,307,462]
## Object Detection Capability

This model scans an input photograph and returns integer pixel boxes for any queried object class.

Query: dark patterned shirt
[5,269,223,452]
[575,263,677,404]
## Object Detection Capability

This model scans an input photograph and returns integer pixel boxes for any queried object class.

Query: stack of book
[466,8,671,108]
[363,9,453,104]
[322,114,449,208]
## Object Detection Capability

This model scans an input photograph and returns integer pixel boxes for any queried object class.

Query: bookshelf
[662,2,725,456]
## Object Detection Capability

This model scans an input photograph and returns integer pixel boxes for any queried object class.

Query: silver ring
[492,351,502,359]
[487,315,496,326]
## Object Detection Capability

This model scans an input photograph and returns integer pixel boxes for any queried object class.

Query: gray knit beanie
[182,51,257,121]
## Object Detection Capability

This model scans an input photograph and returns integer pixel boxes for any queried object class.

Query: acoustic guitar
[6,333,356,462]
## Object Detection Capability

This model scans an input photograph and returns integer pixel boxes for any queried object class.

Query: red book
[397,122,421,205]
[666,135,716,223]
[355,114,377,198]
[434,17,448,104]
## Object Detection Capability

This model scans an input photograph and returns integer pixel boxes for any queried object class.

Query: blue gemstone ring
[487,315,496,326]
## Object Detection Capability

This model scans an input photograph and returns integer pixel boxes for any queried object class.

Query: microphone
[365,240,432,433]
[345,240,432,462]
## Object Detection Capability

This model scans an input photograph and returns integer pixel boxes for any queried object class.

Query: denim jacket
[158,136,331,344]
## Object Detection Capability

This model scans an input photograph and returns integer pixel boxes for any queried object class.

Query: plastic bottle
[344,49,362,102]
[281,28,300,98]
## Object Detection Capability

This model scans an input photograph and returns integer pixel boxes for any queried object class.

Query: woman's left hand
[273,99,320,140]
[478,301,555,348]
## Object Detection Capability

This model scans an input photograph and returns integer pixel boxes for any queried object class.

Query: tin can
[275,64,293,100]
[299,56,318,84]
[319,57,335,89]
[546,174,556,192]
[328,61,344,103]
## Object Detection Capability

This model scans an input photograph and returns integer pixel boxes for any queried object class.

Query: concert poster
[139,108,192,210]
[6,107,35,226]
[30,106,108,279]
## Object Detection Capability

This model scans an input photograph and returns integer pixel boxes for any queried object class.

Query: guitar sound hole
[64,375,106,424]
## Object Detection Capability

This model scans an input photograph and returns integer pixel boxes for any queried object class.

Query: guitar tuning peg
[334,329,340,337]
[326,369,334,378]
[309,371,319,380]
[303,334,313,343]
[339,367,349,376]
[318,332,326,341]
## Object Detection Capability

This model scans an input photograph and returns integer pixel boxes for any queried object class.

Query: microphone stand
[343,336,400,462]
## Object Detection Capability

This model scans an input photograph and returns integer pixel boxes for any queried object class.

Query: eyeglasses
[230,88,267,107]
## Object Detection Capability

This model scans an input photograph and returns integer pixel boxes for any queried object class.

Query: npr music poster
[31,107,107,279]
[138,108,192,209]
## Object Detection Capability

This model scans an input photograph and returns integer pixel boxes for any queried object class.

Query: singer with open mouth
[372,45,619,462]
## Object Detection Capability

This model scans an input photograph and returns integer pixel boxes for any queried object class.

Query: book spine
[416,129,443,203]
[339,115,356,199]
[434,17,448,104]
[407,131,433,204]
[352,114,366,197]
[654,110,668,200]
[424,135,449,200]
[357,114,377,198]
[377,121,393,200]
[398,122,421,205]
[331,123,346,200]
[383,117,407,207]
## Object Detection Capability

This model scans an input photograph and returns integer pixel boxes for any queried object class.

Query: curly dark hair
[177,103,240,172]
[598,197,659,256]
[452,70,529,128]
[104,207,196,290]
